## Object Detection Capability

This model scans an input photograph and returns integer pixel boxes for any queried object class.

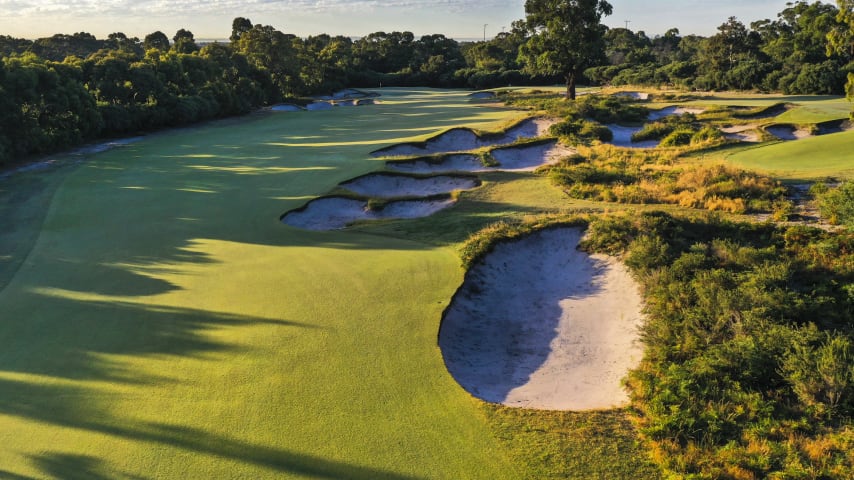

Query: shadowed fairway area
[0,89,530,478]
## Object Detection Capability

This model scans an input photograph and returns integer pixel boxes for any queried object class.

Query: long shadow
[438,228,612,404]
[0,379,421,480]
[0,89,521,477]
[29,453,148,480]
[0,294,316,382]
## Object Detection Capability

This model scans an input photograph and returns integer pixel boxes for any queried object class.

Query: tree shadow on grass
[0,294,317,383]
[29,453,149,480]
[0,379,422,480]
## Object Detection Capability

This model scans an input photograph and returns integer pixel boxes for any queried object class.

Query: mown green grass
[725,130,854,181]
[0,88,544,479]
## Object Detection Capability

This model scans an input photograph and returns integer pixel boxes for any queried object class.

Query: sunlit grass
[0,88,532,479]
[725,130,854,180]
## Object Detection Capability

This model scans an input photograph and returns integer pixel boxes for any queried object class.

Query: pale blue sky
[0,0,823,40]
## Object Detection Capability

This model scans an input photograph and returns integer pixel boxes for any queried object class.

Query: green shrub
[631,122,674,142]
[660,129,695,147]
[817,182,854,228]
[583,213,854,479]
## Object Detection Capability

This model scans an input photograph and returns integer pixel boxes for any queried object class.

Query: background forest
[0,1,852,166]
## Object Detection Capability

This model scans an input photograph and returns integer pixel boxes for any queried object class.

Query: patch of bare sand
[722,124,762,142]
[490,140,574,171]
[339,173,479,198]
[371,117,559,157]
[386,140,573,174]
[281,197,454,230]
[440,228,644,410]
[767,125,813,141]
[648,106,705,121]
[386,154,486,174]
[614,91,650,100]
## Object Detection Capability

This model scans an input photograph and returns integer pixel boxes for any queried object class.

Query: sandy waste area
[440,228,644,410]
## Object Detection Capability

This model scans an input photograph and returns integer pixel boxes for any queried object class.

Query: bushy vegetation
[584,1,853,95]
[814,181,854,228]
[524,94,648,144]
[3,0,853,167]
[0,20,555,167]
[581,211,854,479]
[545,146,787,214]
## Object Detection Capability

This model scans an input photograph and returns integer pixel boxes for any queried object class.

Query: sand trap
[281,196,455,230]
[386,154,487,174]
[491,140,574,171]
[339,173,480,198]
[439,228,644,410]
[615,91,650,100]
[605,125,660,148]
[371,117,558,157]
[817,119,853,135]
[333,88,373,100]
[722,124,762,142]
[469,91,497,100]
[647,106,705,121]
[767,125,812,141]
[386,140,573,174]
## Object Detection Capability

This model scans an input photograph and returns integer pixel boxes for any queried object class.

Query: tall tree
[519,0,613,99]
[143,31,170,51]
[830,0,854,112]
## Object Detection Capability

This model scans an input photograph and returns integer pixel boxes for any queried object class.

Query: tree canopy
[520,0,613,99]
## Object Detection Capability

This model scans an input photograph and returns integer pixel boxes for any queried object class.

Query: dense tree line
[2,1,853,167]
[586,1,854,94]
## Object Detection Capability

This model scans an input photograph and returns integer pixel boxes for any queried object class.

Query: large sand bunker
[282,196,454,230]
[386,140,573,174]
[647,106,705,121]
[339,173,480,198]
[722,124,762,142]
[614,91,650,100]
[439,228,644,410]
[371,117,558,157]
[767,125,813,141]
[490,140,574,171]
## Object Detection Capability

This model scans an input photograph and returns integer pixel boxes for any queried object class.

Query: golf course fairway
[0,89,534,478]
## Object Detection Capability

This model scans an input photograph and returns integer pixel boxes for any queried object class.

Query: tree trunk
[565,72,577,101]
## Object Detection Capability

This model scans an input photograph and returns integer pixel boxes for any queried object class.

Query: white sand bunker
[282,196,454,230]
[371,117,558,157]
[614,91,650,100]
[386,140,572,174]
[490,140,574,171]
[722,124,762,142]
[386,154,487,174]
[605,124,660,149]
[340,173,479,198]
[439,228,644,410]
[469,91,497,100]
[767,125,813,141]
[647,106,705,121]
